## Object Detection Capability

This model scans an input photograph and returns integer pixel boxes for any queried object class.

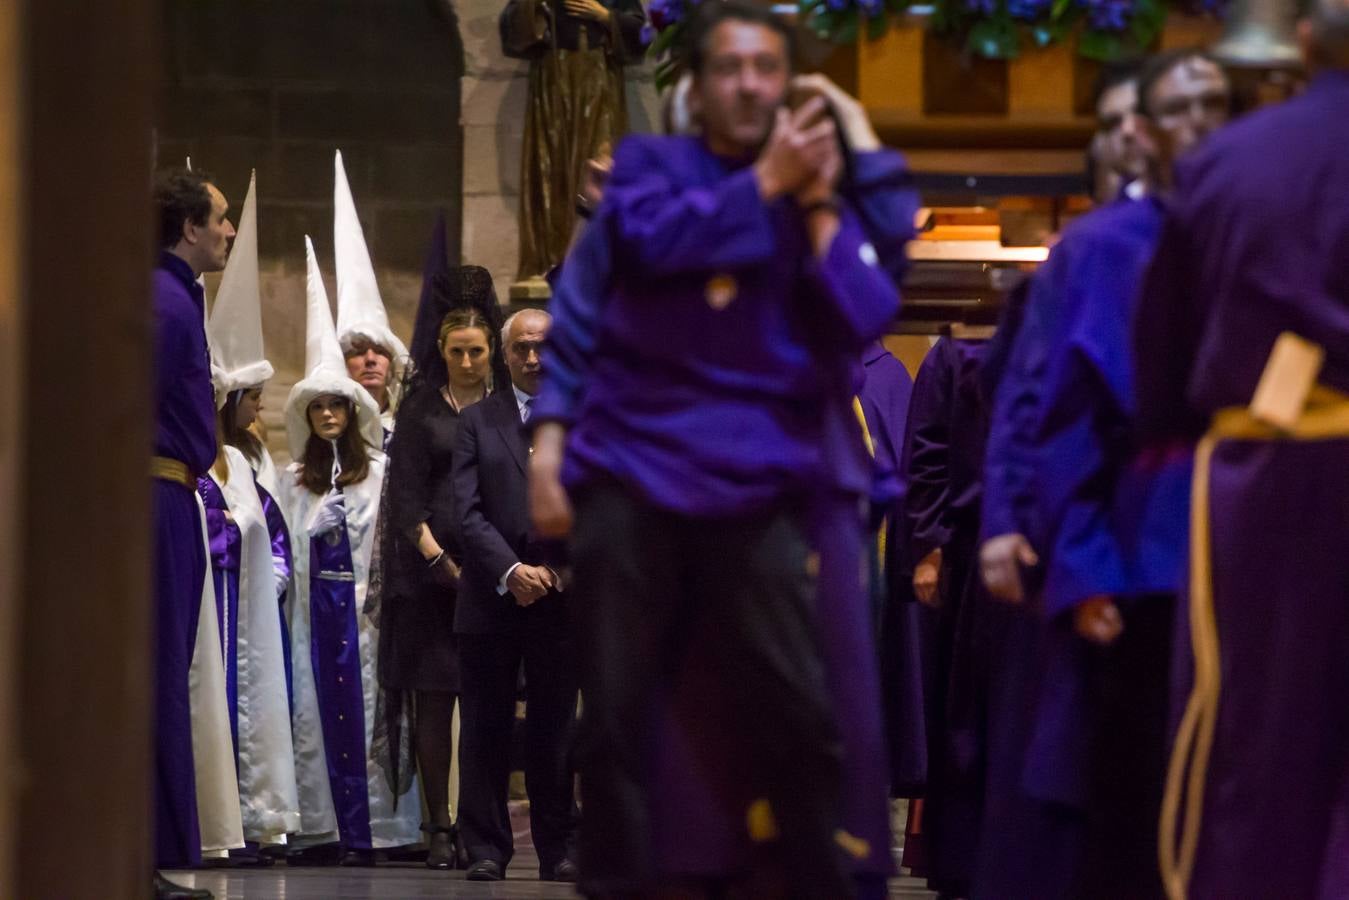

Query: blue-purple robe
[537,138,916,888]
[199,475,243,752]
[152,251,219,868]
[308,521,375,847]
[1133,70,1349,900]
[1009,196,1182,900]
[256,481,295,707]
[554,134,903,516]
[861,342,929,800]
[975,201,1151,896]
[899,336,992,895]
[198,469,299,752]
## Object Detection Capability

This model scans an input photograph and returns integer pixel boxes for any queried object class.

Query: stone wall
[158,0,658,458]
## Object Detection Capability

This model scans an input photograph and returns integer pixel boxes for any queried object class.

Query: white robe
[252,445,281,501]
[211,445,301,843]
[190,492,245,856]
[277,453,420,847]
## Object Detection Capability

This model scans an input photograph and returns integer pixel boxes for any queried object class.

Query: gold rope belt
[853,396,886,567]
[1159,384,1349,900]
[150,455,196,489]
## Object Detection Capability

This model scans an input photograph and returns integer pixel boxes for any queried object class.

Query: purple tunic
[199,475,242,754]
[559,134,902,516]
[257,481,295,707]
[151,251,218,868]
[308,514,375,849]
[1133,71,1349,900]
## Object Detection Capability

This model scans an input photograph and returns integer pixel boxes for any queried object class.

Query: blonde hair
[438,308,496,351]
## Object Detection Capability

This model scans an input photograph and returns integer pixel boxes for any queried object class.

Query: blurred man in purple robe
[527,3,903,894]
[1135,3,1349,895]
[1006,49,1230,900]
[151,168,235,900]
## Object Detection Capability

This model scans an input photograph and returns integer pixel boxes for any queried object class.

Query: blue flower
[648,0,685,30]
[1080,0,1133,30]
[640,22,656,46]
[965,0,998,14]
[826,0,851,11]
[1007,0,1050,19]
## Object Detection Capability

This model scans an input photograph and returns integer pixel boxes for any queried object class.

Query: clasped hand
[508,564,557,607]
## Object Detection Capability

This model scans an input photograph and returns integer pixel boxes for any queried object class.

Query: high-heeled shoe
[423,824,458,870]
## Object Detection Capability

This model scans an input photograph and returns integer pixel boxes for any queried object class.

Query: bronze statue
[501,0,646,281]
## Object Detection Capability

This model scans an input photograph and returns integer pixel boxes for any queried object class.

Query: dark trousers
[570,480,851,898]
[457,625,578,872]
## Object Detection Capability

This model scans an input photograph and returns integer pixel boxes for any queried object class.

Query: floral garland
[801,0,914,44]
[925,0,1170,61]
[644,0,1225,77]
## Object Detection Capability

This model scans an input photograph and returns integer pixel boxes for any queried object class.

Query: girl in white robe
[279,236,420,864]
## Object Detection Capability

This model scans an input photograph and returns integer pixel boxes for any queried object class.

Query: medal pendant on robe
[705,274,737,311]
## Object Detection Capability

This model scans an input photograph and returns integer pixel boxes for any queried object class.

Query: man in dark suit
[452,308,578,883]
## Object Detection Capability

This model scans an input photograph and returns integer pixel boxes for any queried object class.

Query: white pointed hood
[207,170,274,407]
[284,236,384,462]
[333,149,408,371]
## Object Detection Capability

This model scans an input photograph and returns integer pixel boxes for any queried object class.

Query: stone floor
[162,867,937,899]
[164,801,935,899]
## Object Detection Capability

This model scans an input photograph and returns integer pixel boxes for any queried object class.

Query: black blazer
[451,388,566,635]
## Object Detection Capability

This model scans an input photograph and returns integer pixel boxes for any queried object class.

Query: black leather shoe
[154,872,213,899]
[465,859,504,881]
[543,858,579,882]
[339,848,377,867]
[285,843,341,866]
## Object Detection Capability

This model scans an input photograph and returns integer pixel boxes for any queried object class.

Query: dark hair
[1308,0,1349,64]
[296,397,371,494]
[1136,48,1225,119]
[221,389,264,467]
[154,168,215,250]
[686,1,796,77]
[1091,58,1145,111]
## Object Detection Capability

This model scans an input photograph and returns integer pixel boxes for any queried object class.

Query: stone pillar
[14,0,158,897]
[0,0,21,893]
